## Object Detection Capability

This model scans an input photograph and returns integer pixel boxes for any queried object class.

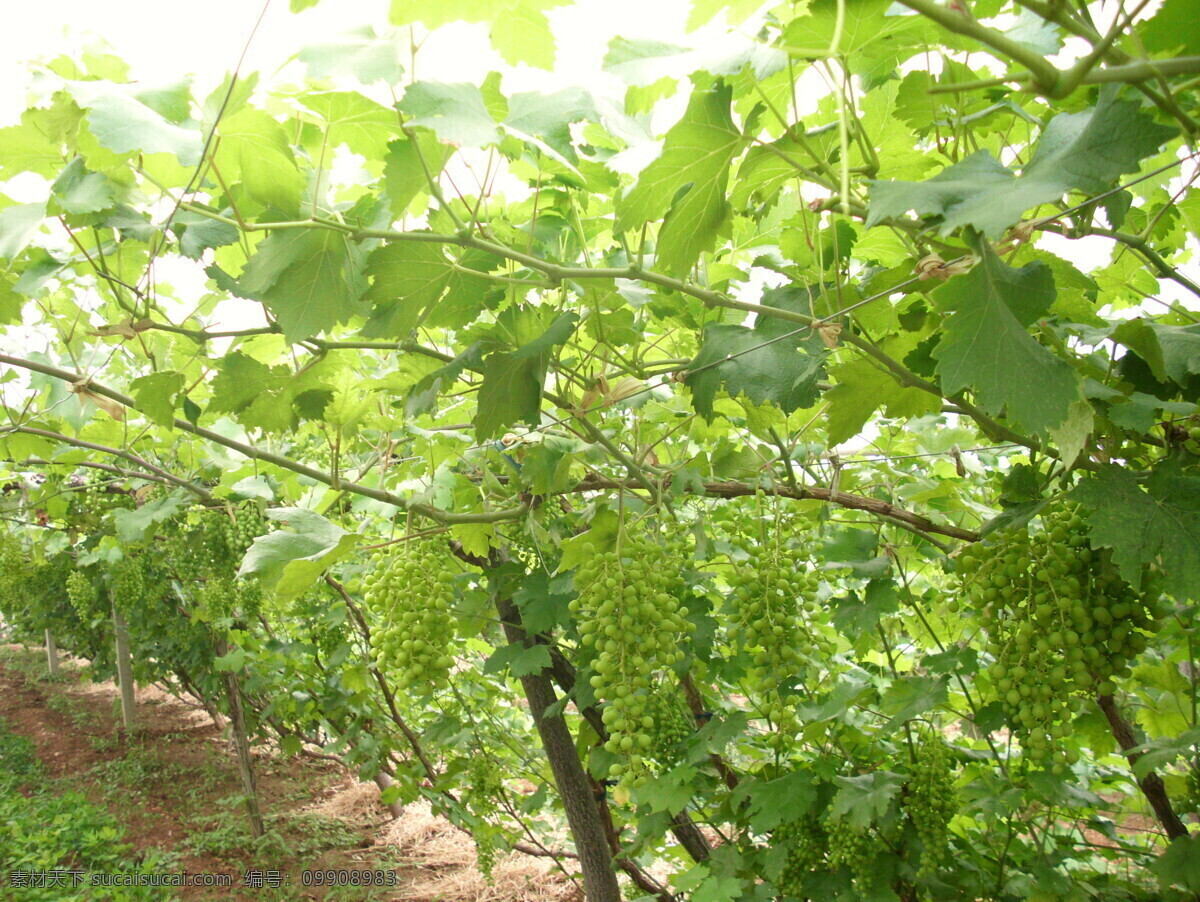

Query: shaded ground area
[0,646,576,901]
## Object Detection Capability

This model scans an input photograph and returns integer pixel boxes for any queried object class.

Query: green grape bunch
[956,502,1163,769]
[644,684,695,765]
[363,539,457,691]
[570,530,695,789]
[727,539,829,740]
[773,814,828,897]
[466,755,504,881]
[223,504,266,560]
[110,555,150,618]
[826,813,875,890]
[903,729,957,879]
[67,570,101,621]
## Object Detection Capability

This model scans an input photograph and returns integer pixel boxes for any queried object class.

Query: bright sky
[0,0,717,124]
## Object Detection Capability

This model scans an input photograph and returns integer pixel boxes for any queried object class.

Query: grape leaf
[868,87,1176,237]
[687,0,769,32]
[825,347,941,445]
[238,230,365,343]
[217,108,305,216]
[383,132,453,217]
[240,508,359,602]
[49,158,116,215]
[300,91,400,160]
[129,371,184,427]
[483,642,552,677]
[299,27,407,85]
[364,241,502,337]
[505,88,597,163]
[0,203,45,261]
[490,1,561,70]
[1072,464,1200,601]
[829,771,904,829]
[173,211,239,260]
[109,491,189,544]
[1141,0,1200,57]
[398,82,500,148]
[879,675,948,731]
[685,286,827,420]
[71,88,203,166]
[0,119,64,179]
[932,238,1083,435]
[473,309,575,439]
[1152,834,1200,892]
[615,81,742,274]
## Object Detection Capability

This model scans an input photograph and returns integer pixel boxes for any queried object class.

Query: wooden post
[44,629,59,677]
[111,595,135,729]
[217,636,264,838]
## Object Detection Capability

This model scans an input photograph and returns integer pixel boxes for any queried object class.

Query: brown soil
[0,646,576,902]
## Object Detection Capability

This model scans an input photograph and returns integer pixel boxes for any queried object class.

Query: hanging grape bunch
[570,527,695,789]
[223,504,266,561]
[727,527,829,740]
[644,685,695,766]
[363,539,457,691]
[67,569,102,622]
[902,728,957,879]
[466,754,504,880]
[774,814,828,898]
[956,502,1162,769]
[0,532,25,598]
[110,555,149,618]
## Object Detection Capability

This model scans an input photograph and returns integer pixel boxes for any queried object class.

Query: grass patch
[182,799,363,863]
[0,717,176,901]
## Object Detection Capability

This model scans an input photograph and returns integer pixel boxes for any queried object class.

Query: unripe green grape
[574,529,694,789]
[364,539,457,692]
[956,502,1158,768]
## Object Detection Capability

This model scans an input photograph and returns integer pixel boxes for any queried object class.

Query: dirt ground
[0,646,579,902]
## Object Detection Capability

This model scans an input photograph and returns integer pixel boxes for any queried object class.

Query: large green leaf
[0,203,46,261]
[0,119,64,179]
[216,109,305,216]
[70,86,203,166]
[615,82,741,274]
[49,158,117,215]
[685,285,828,419]
[238,230,365,343]
[364,241,501,337]
[1141,0,1200,57]
[505,88,597,163]
[298,27,407,85]
[397,82,500,148]
[932,239,1083,434]
[825,349,941,445]
[472,308,577,439]
[239,508,360,602]
[300,91,400,160]
[868,87,1176,237]
[1072,464,1200,602]
[383,132,453,217]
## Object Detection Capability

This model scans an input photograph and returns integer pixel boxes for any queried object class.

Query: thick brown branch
[571,474,980,542]
[1096,693,1190,840]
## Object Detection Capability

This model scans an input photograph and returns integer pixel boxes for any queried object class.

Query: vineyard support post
[494,594,621,902]
[111,593,135,729]
[217,636,265,839]
[44,630,58,677]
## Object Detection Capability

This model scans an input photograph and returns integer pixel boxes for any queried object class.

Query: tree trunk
[44,630,59,677]
[372,770,406,819]
[495,595,621,902]
[111,596,135,729]
[217,636,265,838]
[1097,693,1190,840]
